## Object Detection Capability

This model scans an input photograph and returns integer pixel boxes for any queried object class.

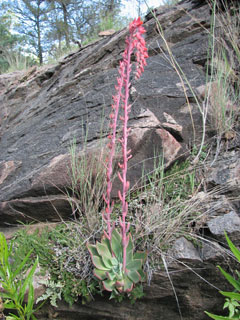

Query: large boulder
[0,0,211,226]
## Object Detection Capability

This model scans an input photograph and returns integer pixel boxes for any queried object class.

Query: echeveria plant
[88,17,148,295]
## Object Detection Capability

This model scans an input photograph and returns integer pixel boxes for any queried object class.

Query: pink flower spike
[98,16,148,274]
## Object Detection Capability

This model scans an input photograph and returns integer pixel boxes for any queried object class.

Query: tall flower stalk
[117,17,148,271]
[88,17,148,294]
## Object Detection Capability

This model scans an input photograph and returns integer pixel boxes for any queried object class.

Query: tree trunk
[37,0,43,64]
[61,1,70,48]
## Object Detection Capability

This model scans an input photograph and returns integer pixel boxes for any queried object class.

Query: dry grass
[206,0,240,137]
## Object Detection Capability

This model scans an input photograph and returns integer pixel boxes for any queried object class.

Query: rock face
[0,0,210,226]
[0,1,240,320]
[35,253,235,320]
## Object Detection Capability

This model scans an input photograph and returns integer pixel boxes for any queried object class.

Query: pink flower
[103,18,148,269]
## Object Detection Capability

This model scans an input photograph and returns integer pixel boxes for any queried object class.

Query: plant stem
[121,35,133,271]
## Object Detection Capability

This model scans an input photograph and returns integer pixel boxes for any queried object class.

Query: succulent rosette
[87,229,146,293]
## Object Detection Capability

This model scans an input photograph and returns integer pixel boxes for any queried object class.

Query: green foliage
[98,13,129,33]
[0,12,33,73]
[0,0,126,66]
[12,223,102,307]
[36,280,63,308]
[163,160,197,202]
[205,233,240,319]
[0,232,44,320]
[11,227,53,273]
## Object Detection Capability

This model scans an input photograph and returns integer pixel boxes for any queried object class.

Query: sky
[121,0,164,18]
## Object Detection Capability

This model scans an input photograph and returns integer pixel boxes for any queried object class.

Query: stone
[170,236,202,262]
[206,151,240,196]
[0,161,22,185]
[207,211,240,245]
[35,255,235,320]
[200,241,226,262]
[24,266,50,303]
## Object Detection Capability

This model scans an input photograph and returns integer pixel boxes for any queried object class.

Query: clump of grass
[126,157,203,258]
[207,0,240,137]
[67,137,107,234]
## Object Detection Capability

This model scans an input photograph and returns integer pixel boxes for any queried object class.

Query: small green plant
[11,227,53,273]
[0,232,44,320]
[205,233,240,319]
[36,280,63,308]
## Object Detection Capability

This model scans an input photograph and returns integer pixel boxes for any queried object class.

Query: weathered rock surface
[206,150,240,197]
[0,1,240,319]
[34,255,235,320]
[0,0,211,226]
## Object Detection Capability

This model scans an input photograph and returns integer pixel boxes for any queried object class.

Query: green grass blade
[220,291,240,301]
[19,258,38,303]
[3,301,16,309]
[12,249,33,279]
[205,311,232,320]
[225,233,240,263]
[218,266,240,291]
[26,282,34,317]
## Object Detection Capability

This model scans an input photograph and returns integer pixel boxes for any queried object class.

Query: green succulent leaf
[126,234,133,262]
[101,237,112,253]
[102,255,113,269]
[87,244,99,257]
[94,268,107,280]
[127,270,140,283]
[107,271,116,281]
[111,230,122,260]
[116,280,124,288]
[123,277,133,292]
[96,242,112,260]
[92,256,109,270]
[103,279,115,292]
[88,230,146,294]
[112,257,118,266]
[126,259,142,271]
